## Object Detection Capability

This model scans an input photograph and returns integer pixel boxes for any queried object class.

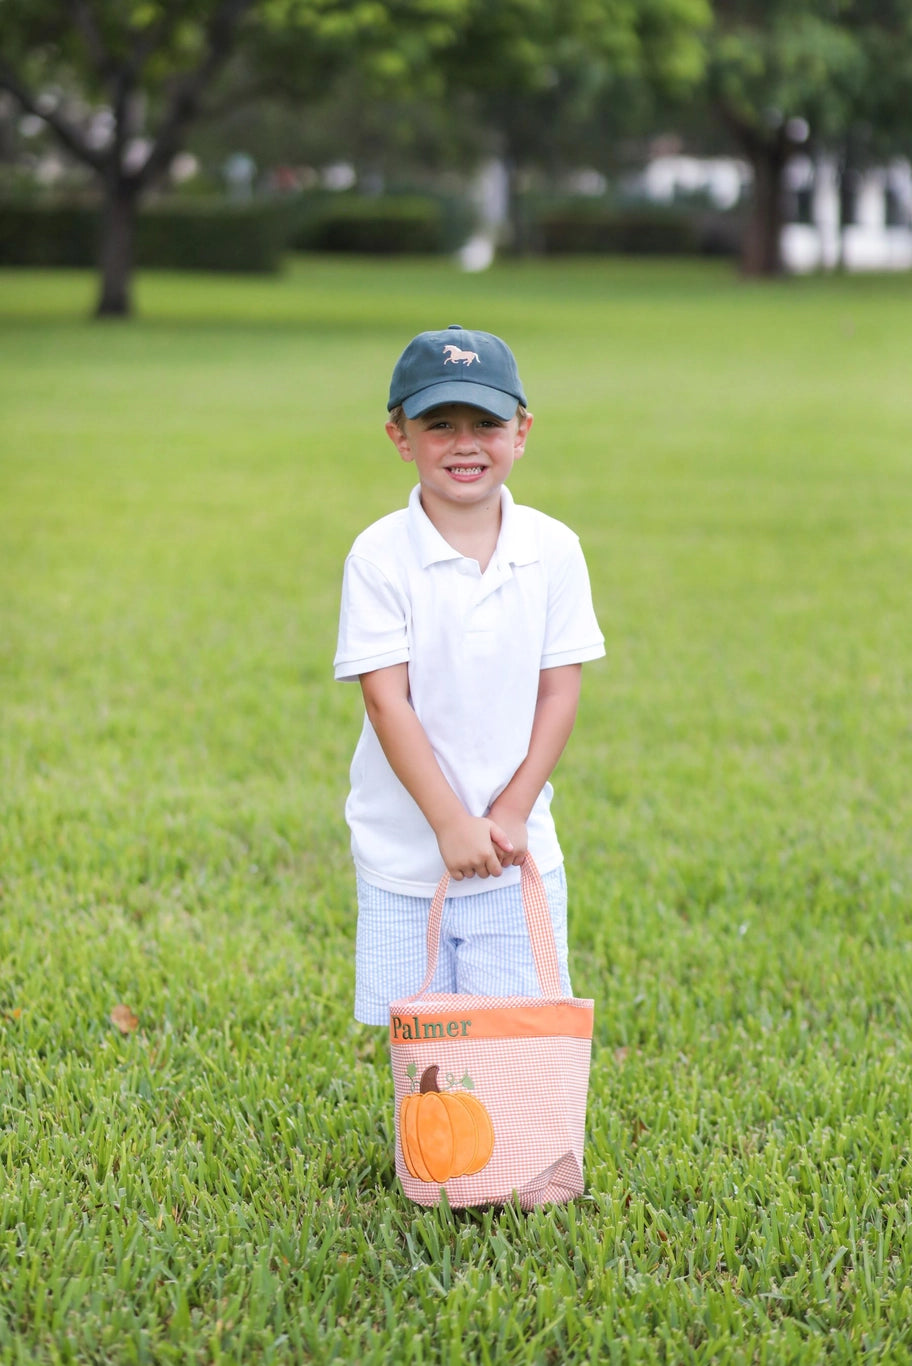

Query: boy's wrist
[431,806,472,839]
[488,795,530,824]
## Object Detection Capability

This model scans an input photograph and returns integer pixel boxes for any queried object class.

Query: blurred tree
[0,0,466,316]
[433,0,711,251]
[701,2,870,274]
[830,1,912,253]
[850,0,912,152]
[186,69,487,194]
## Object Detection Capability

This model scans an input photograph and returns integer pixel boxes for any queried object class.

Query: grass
[1,255,911,1364]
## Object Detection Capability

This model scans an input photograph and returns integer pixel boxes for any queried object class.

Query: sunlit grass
[1,257,911,1363]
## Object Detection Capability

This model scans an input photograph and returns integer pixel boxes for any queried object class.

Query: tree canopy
[0,0,471,313]
[3,0,911,301]
[699,0,907,272]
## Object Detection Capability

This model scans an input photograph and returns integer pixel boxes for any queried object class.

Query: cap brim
[399,381,522,421]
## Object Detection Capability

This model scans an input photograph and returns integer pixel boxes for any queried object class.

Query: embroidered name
[391,1014,472,1041]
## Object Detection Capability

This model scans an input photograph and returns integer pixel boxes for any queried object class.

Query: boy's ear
[513,411,533,460]
[385,418,414,463]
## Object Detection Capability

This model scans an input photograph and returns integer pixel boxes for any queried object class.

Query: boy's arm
[359,663,514,880]
[487,663,583,866]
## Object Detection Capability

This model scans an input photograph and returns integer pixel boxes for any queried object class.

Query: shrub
[537,204,702,255]
[0,197,292,272]
[292,194,448,255]
[137,199,292,271]
[0,200,99,267]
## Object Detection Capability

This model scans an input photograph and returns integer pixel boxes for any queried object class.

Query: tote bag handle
[407,855,563,1001]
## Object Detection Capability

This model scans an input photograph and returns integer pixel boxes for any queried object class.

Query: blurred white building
[634,154,751,211]
[635,151,912,272]
[781,156,912,272]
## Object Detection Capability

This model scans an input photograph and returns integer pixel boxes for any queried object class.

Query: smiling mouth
[446,465,485,477]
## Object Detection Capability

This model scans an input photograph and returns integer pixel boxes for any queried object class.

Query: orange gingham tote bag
[389,856,594,1209]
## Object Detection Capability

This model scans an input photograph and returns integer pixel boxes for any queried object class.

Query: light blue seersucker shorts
[354,863,572,1026]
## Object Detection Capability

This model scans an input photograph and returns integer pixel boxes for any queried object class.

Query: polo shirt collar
[407,484,539,569]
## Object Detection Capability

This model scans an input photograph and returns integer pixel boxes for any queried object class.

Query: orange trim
[389,1003,593,1044]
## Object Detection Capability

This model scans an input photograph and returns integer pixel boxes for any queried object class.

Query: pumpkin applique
[400,1065,495,1182]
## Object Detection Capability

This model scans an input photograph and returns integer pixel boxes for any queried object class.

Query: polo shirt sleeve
[540,532,605,670]
[334,553,410,682]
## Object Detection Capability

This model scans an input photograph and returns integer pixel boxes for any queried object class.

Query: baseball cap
[388,324,527,421]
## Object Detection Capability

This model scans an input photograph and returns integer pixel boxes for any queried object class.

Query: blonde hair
[388,403,528,433]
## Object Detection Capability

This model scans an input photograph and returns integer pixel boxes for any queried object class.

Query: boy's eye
[422,414,502,431]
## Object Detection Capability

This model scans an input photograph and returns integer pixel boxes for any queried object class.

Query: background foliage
[4,1,912,301]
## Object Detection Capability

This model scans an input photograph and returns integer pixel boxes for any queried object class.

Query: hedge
[0,199,294,272]
[0,193,743,267]
[0,192,473,267]
[137,200,292,271]
[536,205,703,255]
[0,202,99,267]
[290,194,465,255]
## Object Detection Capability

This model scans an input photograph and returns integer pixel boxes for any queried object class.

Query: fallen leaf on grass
[110,1004,139,1034]
[3,1008,22,1021]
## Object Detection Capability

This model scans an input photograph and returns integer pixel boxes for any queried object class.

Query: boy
[334,324,604,1025]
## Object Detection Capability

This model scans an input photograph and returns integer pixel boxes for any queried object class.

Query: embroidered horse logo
[442,344,480,366]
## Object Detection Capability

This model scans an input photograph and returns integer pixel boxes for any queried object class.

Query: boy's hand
[486,800,529,867]
[436,814,514,881]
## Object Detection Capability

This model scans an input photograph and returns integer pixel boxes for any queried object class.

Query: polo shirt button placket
[475,558,511,603]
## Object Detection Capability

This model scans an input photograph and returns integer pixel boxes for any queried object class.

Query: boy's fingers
[489,823,514,853]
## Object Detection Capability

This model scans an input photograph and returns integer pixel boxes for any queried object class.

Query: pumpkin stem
[419,1065,440,1094]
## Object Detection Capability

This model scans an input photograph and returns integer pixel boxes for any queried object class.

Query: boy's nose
[453,422,480,448]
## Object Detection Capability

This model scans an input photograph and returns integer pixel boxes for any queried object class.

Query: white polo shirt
[334,485,605,897]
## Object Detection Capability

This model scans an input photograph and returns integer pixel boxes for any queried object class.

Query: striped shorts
[354,863,571,1026]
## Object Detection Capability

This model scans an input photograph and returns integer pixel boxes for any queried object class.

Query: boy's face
[385,402,533,515]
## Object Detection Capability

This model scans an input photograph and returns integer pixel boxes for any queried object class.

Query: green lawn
[1,257,911,1364]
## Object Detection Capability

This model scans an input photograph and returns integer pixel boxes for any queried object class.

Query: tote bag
[389,856,593,1209]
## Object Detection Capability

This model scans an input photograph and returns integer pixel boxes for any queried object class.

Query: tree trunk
[95,175,139,318]
[503,154,528,256]
[740,140,790,277]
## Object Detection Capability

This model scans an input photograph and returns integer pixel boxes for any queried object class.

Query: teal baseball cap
[388,324,527,421]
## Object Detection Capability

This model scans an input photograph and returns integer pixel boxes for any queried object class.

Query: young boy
[334,324,604,1025]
